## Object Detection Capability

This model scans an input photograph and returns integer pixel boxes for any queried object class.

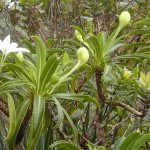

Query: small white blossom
[0,35,29,56]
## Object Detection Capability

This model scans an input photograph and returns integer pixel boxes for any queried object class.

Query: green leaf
[63,39,83,47]
[6,63,33,83]
[113,53,150,61]
[22,59,37,82]
[40,54,59,93]
[141,33,150,41]
[42,106,51,132]
[70,109,83,120]
[52,96,64,129]
[5,94,16,141]
[129,29,148,35]
[103,28,119,56]
[118,132,140,150]
[109,41,124,54]
[113,137,126,150]
[134,18,150,24]
[136,47,150,53]
[97,146,107,150]
[33,36,47,93]
[134,21,150,26]
[22,39,36,54]
[49,94,84,109]
[126,42,150,48]
[7,100,30,148]
[53,93,100,110]
[46,37,55,48]
[33,95,45,136]
[63,52,70,64]
[87,143,95,150]
[49,141,81,150]
[132,133,150,150]
[73,26,86,38]
[62,108,78,144]
[27,118,43,150]
[0,80,34,93]
[86,34,100,58]
[97,31,106,55]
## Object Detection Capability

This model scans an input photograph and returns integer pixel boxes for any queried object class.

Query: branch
[111,101,142,117]
[107,117,129,137]
[95,117,129,145]
[95,69,105,105]
[56,128,71,143]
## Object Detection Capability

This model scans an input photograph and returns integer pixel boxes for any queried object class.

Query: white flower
[0,35,29,56]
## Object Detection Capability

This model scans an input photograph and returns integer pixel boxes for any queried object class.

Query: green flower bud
[16,52,23,61]
[77,47,89,67]
[49,47,89,94]
[119,11,131,29]
[74,30,84,43]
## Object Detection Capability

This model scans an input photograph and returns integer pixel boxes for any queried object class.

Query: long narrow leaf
[27,118,43,150]
[72,26,86,38]
[132,133,150,150]
[49,141,81,150]
[113,53,150,61]
[62,108,78,144]
[6,63,33,82]
[97,31,106,56]
[52,96,64,129]
[40,54,59,93]
[118,132,140,150]
[22,39,36,54]
[113,137,126,150]
[53,93,100,110]
[32,95,45,136]
[0,80,34,93]
[7,100,30,148]
[33,36,47,93]
[5,94,16,141]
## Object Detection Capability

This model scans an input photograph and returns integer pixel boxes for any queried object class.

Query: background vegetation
[0,0,150,150]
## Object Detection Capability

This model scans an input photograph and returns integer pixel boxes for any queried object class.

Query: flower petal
[6,42,18,55]
[3,35,11,51]
[0,40,5,54]
[9,42,18,51]
[12,48,30,53]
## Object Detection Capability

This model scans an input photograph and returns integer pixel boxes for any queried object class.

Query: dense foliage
[0,0,150,150]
